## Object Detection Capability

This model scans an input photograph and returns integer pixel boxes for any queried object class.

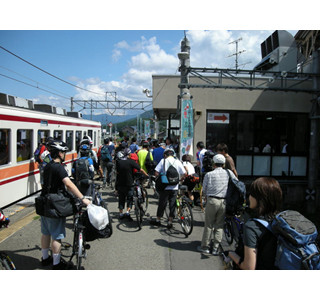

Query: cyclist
[150,148,186,229]
[181,154,198,205]
[137,140,154,174]
[72,144,95,195]
[115,149,148,220]
[196,141,207,180]
[129,137,139,154]
[197,154,238,256]
[152,142,166,165]
[99,138,114,188]
[40,140,91,270]
[225,177,282,270]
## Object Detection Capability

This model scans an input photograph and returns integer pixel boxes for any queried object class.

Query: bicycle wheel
[223,219,234,245]
[134,198,142,230]
[141,187,148,214]
[179,199,193,236]
[76,230,84,270]
[0,253,16,270]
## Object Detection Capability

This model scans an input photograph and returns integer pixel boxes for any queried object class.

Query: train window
[37,130,50,145]
[0,129,10,166]
[76,131,82,150]
[66,131,73,151]
[94,131,97,147]
[17,129,33,162]
[53,130,63,141]
[88,130,93,140]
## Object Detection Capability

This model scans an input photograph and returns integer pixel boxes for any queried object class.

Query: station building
[152,30,320,211]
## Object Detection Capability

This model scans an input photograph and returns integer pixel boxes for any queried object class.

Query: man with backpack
[150,148,187,229]
[137,140,155,174]
[72,144,95,195]
[99,138,114,189]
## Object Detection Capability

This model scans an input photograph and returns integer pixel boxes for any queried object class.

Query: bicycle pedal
[84,244,91,250]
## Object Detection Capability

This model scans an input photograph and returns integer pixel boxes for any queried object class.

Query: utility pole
[228,37,246,71]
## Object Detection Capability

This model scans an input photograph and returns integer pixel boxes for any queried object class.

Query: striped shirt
[202,167,238,199]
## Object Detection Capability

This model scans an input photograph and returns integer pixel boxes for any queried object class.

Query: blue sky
[0,1,311,116]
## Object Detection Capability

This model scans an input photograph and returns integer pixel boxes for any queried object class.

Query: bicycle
[223,206,247,246]
[133,173,149,230]
[165,185,194,237]
[0,209,16,270]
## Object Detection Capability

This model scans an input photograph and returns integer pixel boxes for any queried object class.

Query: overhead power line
[0,73,70,100]
[0,45,106,96]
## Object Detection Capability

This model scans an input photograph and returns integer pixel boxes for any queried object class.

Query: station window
[66,131,74,151]
[0,129,10,166]
[17,129,33,162]
[53,130,63,141]
[37,130,50,145]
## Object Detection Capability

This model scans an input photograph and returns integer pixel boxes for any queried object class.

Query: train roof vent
[67,111,83,118]
[34,104,66,115]
[0,93,34,109]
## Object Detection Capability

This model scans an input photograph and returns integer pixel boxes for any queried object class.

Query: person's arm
[62,177,91,206]
[228,246,257,270]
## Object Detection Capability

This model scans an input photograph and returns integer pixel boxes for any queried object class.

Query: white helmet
[213,154,225,164]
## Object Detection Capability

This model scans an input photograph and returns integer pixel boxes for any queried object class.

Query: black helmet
[79,144,90,156]
[45,136,54,146]
[104,138,110,144]
[48,140,69,153]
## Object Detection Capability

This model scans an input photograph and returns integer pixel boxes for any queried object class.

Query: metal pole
[307,49,320,213]
[71,97,74,112]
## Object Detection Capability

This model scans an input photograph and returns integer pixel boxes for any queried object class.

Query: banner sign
[144,120,151,138]
[180,99,194,158]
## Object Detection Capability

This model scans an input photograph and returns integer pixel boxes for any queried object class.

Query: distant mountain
[82,110,153,125]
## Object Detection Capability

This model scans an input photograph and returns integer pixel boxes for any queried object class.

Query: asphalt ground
[0,183,232,270]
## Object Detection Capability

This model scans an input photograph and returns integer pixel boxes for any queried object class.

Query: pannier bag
[35,191,76,218]
[81,204,112,242]
[256,210,320,270]
[225,170,246,215]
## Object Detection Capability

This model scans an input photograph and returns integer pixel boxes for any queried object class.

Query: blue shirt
[152,147,165,164]
[129,143,139,153]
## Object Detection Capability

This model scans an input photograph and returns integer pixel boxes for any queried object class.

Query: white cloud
[72,30,299,114]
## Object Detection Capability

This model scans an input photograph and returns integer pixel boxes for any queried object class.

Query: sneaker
[167,223,173,229]
[211,248,220,256]
[150,219,161,226]
[119,213,125,220]
[52,259,73,270]
[197,246,210,254]
[41,255,53,266]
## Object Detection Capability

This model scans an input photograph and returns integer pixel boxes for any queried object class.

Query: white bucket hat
[213,154,226,164]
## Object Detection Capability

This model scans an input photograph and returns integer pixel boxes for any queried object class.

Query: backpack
[202,150,215,172]
[75,158,91,186]
[225,170,246,215]
[255,210,320,270]
[145,151,156,173]
[155,158,180,191]
[34,144,44,163]
[101,145,112,162]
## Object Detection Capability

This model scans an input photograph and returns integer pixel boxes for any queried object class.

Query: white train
[0,92,102,208]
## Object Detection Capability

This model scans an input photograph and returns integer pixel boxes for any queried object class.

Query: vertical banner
[144,120,151,139]
[180,99,194,158]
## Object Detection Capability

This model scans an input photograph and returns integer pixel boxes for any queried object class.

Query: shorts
[41,216,66,240]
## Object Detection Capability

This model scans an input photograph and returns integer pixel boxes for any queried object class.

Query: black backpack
[166,159,180,185]
[145,151,157,173]
[75,158,91,187]
[202,150,215,172]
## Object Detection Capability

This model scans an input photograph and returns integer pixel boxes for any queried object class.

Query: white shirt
[155,156,186,190]
[183,161,195,175]
[202,167,238,198]
[198,148,207,171]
